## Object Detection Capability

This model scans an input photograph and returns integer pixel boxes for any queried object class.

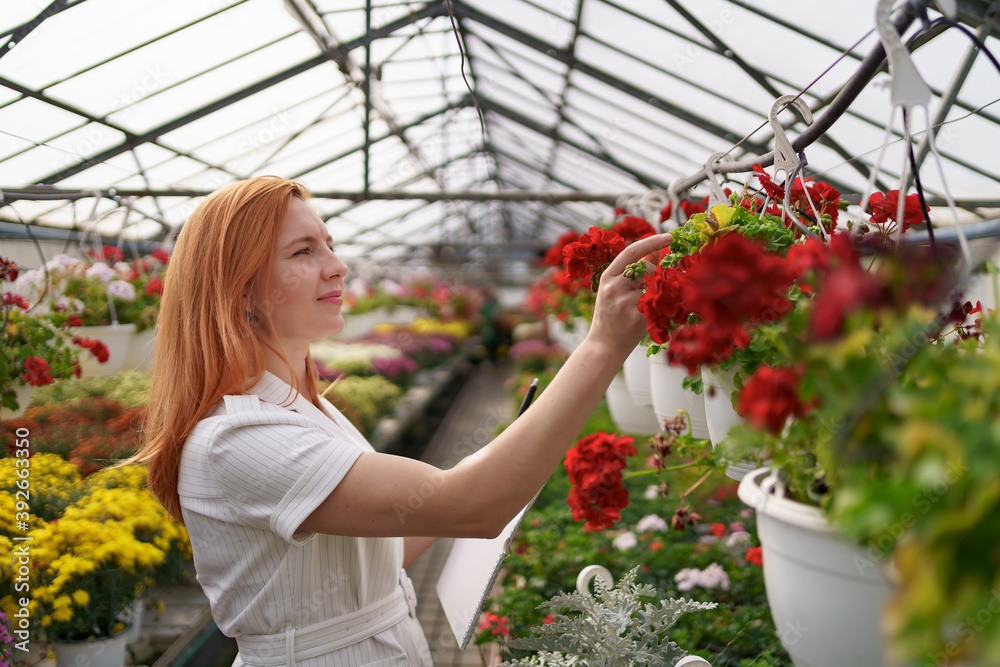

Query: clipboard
[435,378,539,650]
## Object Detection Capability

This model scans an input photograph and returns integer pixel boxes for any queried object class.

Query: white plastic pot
[123,327,156,373]
[71,323,135,378]
[605,373,659,435]
[546,315,589,354]
[0,384,35,420]
[737,468,891,667]
[647,352,709,439]
[702,363,741,446]
[622,345,653,406]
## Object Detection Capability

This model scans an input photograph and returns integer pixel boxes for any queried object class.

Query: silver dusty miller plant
[498,566,716,666]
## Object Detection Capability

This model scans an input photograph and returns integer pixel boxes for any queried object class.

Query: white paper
[435,503,533,650]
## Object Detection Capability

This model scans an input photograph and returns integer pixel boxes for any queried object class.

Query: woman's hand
[587,233,672,357]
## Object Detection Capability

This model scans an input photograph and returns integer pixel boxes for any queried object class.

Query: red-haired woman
[134,175,670,666]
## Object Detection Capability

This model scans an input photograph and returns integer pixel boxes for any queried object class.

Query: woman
[135,175,670,666]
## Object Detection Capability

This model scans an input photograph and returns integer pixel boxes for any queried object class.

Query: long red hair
[134,176,317,521]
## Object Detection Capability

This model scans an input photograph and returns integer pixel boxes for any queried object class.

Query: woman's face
[258,197,348,351]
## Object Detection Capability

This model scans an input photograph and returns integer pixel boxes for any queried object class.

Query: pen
[517,378,539,418]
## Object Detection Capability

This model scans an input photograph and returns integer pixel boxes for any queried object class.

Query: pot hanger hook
[666,178,686,229]
[639,190,667,227]
[769,94,813,187]
[704,151,732,209]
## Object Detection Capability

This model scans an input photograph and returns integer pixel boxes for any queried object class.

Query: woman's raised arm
[299,233,672,540]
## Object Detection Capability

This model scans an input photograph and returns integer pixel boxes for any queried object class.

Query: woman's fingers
[605,233,673,276]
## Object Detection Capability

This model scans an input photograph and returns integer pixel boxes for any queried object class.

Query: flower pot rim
[49,624,131,645]
[71,322,137,332]
[737,467,833,534]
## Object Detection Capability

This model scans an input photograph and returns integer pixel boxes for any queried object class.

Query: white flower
[635,514,668,533]
[612,531,638,551]
[108,280,135,302]
[113,261,132,275]
[673,563,730,591]
[85,263,115,282]
[380,279,407,297]
[723,530,752,551]
[54,296,85,313]
[643,484,660,500]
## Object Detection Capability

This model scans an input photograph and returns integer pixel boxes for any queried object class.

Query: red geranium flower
[22,356,54,386]
[659,200,706,223]
[563,227,627,292]
[73,336,110,364]
[710,523,727,537]
[753,164,785,200]
[786,236,831,281]
[151,247,170,264]
[3,292,30,309]
[543,230,581,267]
[93,245,124,263]
[738,365,806,433]
[146,276,165,296]
[564,431,637,530]
[790,179,841,229]
[682,234,795,329]
[746,546,763,566]
[867,190,927,233]
[666,321,751,375]
[0,256,18,282]
[637,266,691,345]
[612,215,656,243]
[551,267,590,296]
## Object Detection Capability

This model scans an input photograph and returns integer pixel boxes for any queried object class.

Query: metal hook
[703,151,732,209]
[666,178,686,229]
[875,0,931,114]
[639,190,667,227]
[576,565,614,597]
[769,95,813,187]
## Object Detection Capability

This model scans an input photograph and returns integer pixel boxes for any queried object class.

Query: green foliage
[1,309,81,412]
[322,375,402,435]
[500,566,716,666]
[30,370,151,408]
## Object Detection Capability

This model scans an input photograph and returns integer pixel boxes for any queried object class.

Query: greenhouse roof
[1,0,999,277]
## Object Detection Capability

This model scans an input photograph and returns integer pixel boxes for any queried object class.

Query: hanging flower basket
[605,373,659,435]
[648,351,708,439]
[621,345,653,406]
[737,468,892,667]
[71,323,135,377]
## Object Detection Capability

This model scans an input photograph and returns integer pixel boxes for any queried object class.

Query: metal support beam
[450,0,769,157]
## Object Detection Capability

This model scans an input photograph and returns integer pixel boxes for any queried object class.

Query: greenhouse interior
[2,0,1000,665]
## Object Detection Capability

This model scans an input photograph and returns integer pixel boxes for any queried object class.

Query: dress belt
[236,573,418,666]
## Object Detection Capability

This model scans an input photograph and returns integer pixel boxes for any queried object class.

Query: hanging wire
[443,0,489,154]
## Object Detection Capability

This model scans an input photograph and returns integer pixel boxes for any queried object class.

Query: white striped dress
[178,371,433,666]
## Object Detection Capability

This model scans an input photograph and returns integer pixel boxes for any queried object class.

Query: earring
[246,312,254,326]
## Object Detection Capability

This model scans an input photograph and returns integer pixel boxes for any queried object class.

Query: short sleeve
[206,397,364,544]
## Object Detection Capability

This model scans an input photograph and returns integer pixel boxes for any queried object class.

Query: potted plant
[1,294,85,419]
[720,231,1000,666]
[8,249,139,376]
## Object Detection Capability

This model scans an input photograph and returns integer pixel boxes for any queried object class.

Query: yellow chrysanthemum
[71,589,89,606]
[51,607,73,623]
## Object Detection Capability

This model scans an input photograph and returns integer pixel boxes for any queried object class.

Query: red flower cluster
[3,292,29,309]
[0,256,18,282]
[543,230,581,267]
[737,365,807,433]
[637,266,691,345]
[752,164,841,232]
[659,200,707,223]
[22,356,53,386]
[73,336,110,363]
[146,276,165,296]
[563,227,627,292]
[151,247,170,264]
[90,245,124,263]
[867,190,928,233]
[745,546,763,566]
[612,215,656,243]
[477,611,510,637]
[666,321,750,375]
[564,431,637,530]
[683,233,795,328]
